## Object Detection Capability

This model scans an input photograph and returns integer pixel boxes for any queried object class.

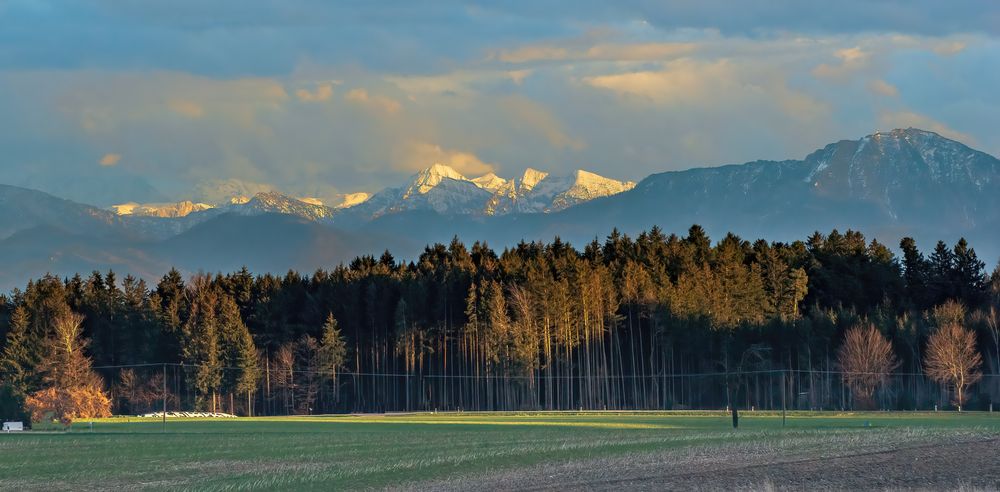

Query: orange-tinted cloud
[500,96,585,151]
[397,142,494,176]
[868,79,898,97]
[296,82,334,102]
[812,46,870,79]
[493,42,696,63]
[345,88,402,114]
[99,153,121,166]
[169,99,205,118]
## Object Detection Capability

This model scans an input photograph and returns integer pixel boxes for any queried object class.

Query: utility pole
[162,363,167,433]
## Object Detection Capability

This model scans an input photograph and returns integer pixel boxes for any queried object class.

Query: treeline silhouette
[2,226,999,418]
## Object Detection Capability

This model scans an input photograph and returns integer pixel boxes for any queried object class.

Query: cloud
[933,41,967,55]
[296,82,335,102]
[345,88,402,114]
[507,70,531,85]
[169,99,205,118]
[190,178,276,203]
[99,153,121,166]
[868,79,899,97]
[386,71,484,99]
[499,96,585,151]
[493,42,697,64]
[0,8,995,204]
[812,46,870,79]
[583,58,827,123]
[50,71,289,136]
[584,59,730,105]
[878,110,976,144]
[398,142,495,176]
[494,45,570,64]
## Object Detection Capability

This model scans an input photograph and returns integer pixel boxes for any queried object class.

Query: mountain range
[107,165,636,221]
[1,128,998,290]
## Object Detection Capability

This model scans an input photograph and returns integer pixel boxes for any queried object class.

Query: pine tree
[154,268,188,362]
[182,279,222,412]
[899,237,929,308]
[218,294,258,415]
[317,313,347,405]
[0,306,36,394]
[294,335,319,414]
[685,225,713,265]
[952,238,986,305]
[929,240,956,303]
[783,267,809,320]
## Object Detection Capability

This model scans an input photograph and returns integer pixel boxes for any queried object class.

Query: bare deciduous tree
[837,323,899,409]
[925,322,983,410]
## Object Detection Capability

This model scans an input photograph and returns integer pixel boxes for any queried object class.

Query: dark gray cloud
[2,1,995,75]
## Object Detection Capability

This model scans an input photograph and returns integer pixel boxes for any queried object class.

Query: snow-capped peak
[520,168,549,191]
[404,163,469,197]
[568,169,636,195]
[533,169,635,212]
[357,164,636,218]
[471,172,508,191]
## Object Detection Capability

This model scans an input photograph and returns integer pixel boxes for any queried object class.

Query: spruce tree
[953,238,986,305]
[218,295,258,415]
[929,240,956,303]
[0,306,35,394]
[899,237,929,308]
[317,314,347,379]
[182,280,222,411]
[317,313,347,405]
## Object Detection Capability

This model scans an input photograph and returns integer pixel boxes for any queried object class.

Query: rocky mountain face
[802,128,999,228]
[538,128,1000,254]
[2,128,998,290]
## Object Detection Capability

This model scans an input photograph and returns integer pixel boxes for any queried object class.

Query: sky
[1,0,998,205]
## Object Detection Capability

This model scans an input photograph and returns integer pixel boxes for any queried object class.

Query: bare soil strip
[405,433,1000,491]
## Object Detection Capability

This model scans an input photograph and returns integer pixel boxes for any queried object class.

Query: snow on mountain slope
[111,201,214,218]
[403,163,470,197]
[230,192,337,221]
[353,164,636,218]
[470,173,508,191]
[546,170,637,212]
[336,192,371,208]
[355,167,491,218]
[484,168,635,215]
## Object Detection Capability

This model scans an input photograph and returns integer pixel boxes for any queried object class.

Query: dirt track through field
[406,433,1000,491]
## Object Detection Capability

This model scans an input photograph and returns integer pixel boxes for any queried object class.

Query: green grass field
[1,411,998,490]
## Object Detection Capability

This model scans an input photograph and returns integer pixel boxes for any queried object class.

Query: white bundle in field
[138,411,237,418]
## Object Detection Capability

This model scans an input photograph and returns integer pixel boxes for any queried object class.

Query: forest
[1,225,998,422]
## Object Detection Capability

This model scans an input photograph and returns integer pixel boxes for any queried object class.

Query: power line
[92,362,941,379]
